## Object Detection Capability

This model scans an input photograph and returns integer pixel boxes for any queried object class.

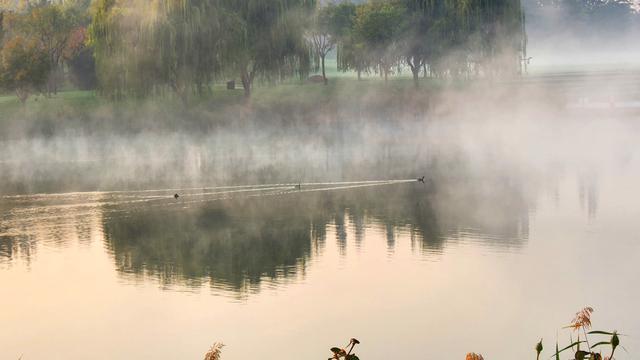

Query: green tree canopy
[353,1,405,82]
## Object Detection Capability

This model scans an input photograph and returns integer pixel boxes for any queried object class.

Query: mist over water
[2,76,638,193]
[1,78,640,359]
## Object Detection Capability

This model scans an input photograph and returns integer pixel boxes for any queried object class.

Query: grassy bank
[1,72,583,139]
[0,76,453,110]
[0,77,460,137]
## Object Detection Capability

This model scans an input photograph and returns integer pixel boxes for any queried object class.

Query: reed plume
[569,307,594,331]
[465,353,484,360]
[204,342,224,360]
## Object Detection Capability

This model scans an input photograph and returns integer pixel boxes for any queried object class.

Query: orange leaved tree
[0,35,50,104]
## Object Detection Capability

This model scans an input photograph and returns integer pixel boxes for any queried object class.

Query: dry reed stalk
[204,342,224,360]
[570,307,594,331]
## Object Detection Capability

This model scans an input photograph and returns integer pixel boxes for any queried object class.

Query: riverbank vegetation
[2,0,639,107]
[2,1,639,109]
[0,0,529,106]
[199,308,624,360]
[0,75,470,137]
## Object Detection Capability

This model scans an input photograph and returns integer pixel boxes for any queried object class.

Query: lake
[1,89,639,359]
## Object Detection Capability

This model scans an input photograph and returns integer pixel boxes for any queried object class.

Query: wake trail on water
[94,180,415,209]
[168,180,416,208]
[0,180,419,235]
[1,179,416,200]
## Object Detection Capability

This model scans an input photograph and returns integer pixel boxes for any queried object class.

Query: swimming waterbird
[174,193,179,199]
[418,176,425,183]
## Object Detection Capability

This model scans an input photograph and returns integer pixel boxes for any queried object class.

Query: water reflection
[578,171,600,220]
[104,198,317,294]
[0,234,36,266]
[1,174,532,295]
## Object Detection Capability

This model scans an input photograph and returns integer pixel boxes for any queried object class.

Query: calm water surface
[1,116,640,359]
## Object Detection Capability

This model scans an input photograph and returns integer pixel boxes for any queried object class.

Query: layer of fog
[1,78,639,197]
[523,0,640,70]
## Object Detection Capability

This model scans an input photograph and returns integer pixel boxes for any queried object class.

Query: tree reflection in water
[102,178,530,295]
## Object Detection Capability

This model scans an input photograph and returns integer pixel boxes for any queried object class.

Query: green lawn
[0,76,457,136]
[0,76,447,112]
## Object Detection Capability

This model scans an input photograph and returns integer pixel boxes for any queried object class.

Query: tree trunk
[412,67,420,88]
[179,90,188,108]
[383,63,388,83]
[357,69,361,81]
[321,55,327,85]
[241,71,252,100]
[170,77,188,108]
[53,66,59,95]
[16,88,29,104]
[408,58,421,88]
[48,55,60,96]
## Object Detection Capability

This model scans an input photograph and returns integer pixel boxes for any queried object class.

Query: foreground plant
[465,353,484,360]
[536,339,543,360]
[589,330,620,360]
[536,307,625,360]
[203,342,224,360]
[329,338,360,360]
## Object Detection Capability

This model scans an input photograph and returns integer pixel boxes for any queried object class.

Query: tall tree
[0,35,50,103]
[153,0,224,105]
[220,0,316,98]
[90,0,225,103]
[399,0,525,80]
[400,0,435,87]
[18,2,82,95]
[307,4,337,85]
[329,2,369,80]
[88,0,123,98]
[353,1,404,83]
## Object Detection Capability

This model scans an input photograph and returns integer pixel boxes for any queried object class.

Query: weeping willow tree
[219,0,316,99]
[90,0,315,101]
[462,0,525,77]
[89,0,225,102]
[153,0,224,104]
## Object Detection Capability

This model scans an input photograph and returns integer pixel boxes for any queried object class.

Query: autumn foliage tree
[0,35,50,103]
[18,3,84,95]
[0,1,90,98]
